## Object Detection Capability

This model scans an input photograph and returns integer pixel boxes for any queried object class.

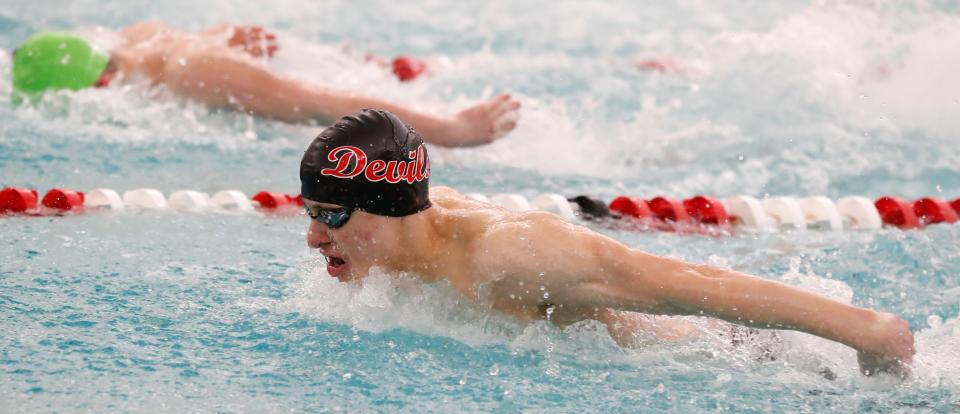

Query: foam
[276,253,957,383]
[275,256,524,347]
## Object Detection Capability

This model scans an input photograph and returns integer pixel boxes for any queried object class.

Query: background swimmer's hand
[633,57,685,75]
[437,93,521,147]
[856,312,915,378]
[224,25,279,58]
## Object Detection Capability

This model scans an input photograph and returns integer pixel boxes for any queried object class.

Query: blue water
[2,1,960,412]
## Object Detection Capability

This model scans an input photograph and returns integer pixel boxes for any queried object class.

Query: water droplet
[737,155,745,162]
[488,364,500,376]
[656,383,666,393]
[927,315,942,328]
[178,58,187,66]
[60,54,71,65]
[543,291,550,299]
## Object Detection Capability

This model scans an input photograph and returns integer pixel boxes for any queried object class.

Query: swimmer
[299,109,916,378]
[10,23,521,147]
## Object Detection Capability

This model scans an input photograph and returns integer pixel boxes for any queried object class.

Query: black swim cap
[300,109,431,217]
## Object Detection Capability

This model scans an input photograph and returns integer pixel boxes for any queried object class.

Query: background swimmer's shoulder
[119,21,174,46]
[72,26,125,51]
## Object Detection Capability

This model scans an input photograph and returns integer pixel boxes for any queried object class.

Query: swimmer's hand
[222,25,278,58]
[855,312,915,378]
[436,93,521,147]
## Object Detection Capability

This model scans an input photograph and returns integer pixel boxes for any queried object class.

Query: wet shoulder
[431,186,569,229]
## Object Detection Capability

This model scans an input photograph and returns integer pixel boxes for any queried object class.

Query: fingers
[491,99,521,120]
[488,93,521,119]
[226,25,279,58]
[486,93,521,139]
[492,110,520,139]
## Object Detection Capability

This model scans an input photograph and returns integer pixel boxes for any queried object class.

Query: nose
[306,219,331,248]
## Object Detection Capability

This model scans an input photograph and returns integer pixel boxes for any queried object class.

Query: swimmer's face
[304,199,404,282]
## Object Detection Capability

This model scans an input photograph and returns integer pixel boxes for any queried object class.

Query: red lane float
[952,198,960,216]
[392,56,427,81]
[0,187,38,214]
[647,196,690,223]
[875,196,921,229]
[683,195,730,225]
[41,188,85,211]
[913,197,959,225]
[251,191,295,209]
[608,196,652,219]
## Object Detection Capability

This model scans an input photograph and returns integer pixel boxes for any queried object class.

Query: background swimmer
[11,22,521,147]
[300,109,916,378]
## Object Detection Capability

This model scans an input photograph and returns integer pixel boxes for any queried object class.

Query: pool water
[2,1,959,412]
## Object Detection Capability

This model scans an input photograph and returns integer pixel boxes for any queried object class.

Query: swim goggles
[305,206,354,229]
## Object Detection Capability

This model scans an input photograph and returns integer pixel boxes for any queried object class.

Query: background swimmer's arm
[496,215,915,376]
[158,47,519,147]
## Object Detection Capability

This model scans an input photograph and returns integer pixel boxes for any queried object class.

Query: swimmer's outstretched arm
[156,47,520,147]
[486,214,915,376]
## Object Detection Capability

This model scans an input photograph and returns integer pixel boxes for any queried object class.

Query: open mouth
[324,254,349,279]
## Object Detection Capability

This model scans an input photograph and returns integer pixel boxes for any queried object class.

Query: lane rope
[2,186,958,233]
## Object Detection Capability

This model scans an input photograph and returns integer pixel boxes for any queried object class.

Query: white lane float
[723,195,775,230]
[84,188,124,210]
[530,193,576,220]
[168,190,212,212]
[210,190,254,211]
[490,194,533,212]
[836,196,882,230]
[761,197,807,230]
[465,193,490,203]
[798,196,843,231]
[122,189,167,210]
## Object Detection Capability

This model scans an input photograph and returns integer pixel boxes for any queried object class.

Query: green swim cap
[12,31,110,93]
